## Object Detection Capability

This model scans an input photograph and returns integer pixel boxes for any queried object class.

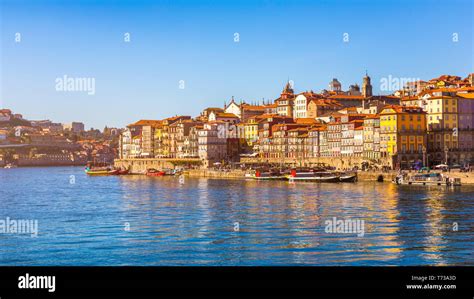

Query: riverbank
[114,159,474,184]
[183,169,398,182]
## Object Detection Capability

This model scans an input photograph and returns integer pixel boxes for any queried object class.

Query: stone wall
[114,158,200,174]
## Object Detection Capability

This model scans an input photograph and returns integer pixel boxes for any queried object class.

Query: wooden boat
[146,168,166,177]
[85,168,119,176]
[339,172,357,182]
[117,168,130,175]
[287,169,340,182]
[251,169,285,180]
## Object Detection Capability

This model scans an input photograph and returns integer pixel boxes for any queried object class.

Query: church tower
[281,80,294,100]
[362,71,373,97]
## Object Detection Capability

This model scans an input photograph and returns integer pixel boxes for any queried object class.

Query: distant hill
[0,118,32,127]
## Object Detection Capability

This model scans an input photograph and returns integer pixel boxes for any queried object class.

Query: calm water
[0,166,473,266]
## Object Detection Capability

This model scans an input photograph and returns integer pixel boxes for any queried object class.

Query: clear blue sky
[1,0,473,129]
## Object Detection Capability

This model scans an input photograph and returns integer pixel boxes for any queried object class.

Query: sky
[1,0,473,129]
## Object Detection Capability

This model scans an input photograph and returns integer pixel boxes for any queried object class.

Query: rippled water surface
[1,167,473,265]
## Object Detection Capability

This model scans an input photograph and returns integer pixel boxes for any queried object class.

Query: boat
[4,163,18,169]
[85,168,119,176]
[117,168,130,175]
[84,161,119,176]
[146,168,166,177]
[393,172,461,186]
[339,172,358,182]
[287,169,340,182]
[250,168,285,180]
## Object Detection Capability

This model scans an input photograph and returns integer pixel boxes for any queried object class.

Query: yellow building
[380,105,427,169]
[243,118,259,146]
[424,95,458,156]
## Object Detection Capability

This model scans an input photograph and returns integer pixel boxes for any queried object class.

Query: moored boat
[146,168,166,177]
[393,172,461,186]
[4,163,17,169]
[251,168,285,180]
[85,168,119,176]
[339,172,358,182]
[117,168,130,175]
[287,169,340,182]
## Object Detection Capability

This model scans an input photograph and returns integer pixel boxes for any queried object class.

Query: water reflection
[1,167,473,265]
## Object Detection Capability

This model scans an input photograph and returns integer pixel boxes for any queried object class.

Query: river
[1,166,473,266]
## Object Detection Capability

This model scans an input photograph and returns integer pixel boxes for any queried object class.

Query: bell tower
[362,71,373,97]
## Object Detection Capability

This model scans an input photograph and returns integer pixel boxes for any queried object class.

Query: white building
[198,122,227,167]
[208,111,239,124]
[293,94,309,119]
[224,98,242,118]
[119,129,132,159]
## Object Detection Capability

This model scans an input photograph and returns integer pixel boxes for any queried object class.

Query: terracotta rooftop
[128,120,163,127]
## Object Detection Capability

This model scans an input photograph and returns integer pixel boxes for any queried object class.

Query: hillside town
[0,110,121,167]
[119,73,474,171]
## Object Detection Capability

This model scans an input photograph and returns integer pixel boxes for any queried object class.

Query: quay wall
[114,158,200,174]
[115,158,397,182]
[184,169,397,182]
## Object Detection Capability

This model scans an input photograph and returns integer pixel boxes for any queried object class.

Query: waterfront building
[169,119,202,158]
[307,126,321,158]
[363,115,381,160]
[160,116,191,158]
[257,114,293,159]
[379,105,427,169]
[287,127,309,164]
[353,126,364,157]
[341,120,364,157]
[269,123,307,160]
[182,124,202,158]
[119,129,132,159]
[327,122,342,157]
[422,90,459,165]
[456,92,474,164]
[198,122,227,167]
[126,120,163,158]
[318,126,329,158]
[243,118,259,148]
